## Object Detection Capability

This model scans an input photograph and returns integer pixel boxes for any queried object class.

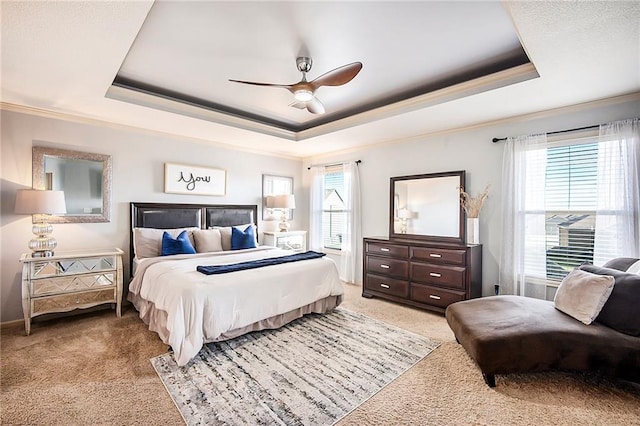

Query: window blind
[323,165,346,250]
[524,139,608,283]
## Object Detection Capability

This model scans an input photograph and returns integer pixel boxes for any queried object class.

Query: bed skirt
[128,292,343,347]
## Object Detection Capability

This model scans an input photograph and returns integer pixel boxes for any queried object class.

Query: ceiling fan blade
[228,79,292,89]
[310,62,363,89]
[306,97,325,114]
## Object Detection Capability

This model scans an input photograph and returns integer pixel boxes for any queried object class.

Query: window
[322,165,346,250]
[501,119,639,299]
[520,131,636,298]
[525,139,598,283]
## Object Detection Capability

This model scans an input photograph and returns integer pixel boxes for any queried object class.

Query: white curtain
[308,166,325,252]
[339,162,361,283]
[594,118,640,263]
[499,133,548,296]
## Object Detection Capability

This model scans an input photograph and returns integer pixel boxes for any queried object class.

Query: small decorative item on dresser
[19,248,124,335]
[460,185,489,245]
[14,189,67,257]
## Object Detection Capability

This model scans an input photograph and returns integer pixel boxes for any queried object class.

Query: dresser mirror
[389,170,465,244]
[32,147,112,223]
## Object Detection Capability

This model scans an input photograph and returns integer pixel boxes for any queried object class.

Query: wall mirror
[262,174,293,220]
[32,146,112,223]
[390,170,465,244]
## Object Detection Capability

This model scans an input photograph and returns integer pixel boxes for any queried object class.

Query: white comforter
[129,247,343,365]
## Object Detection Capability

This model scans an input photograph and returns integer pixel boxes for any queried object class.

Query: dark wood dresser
[363,237,482,314]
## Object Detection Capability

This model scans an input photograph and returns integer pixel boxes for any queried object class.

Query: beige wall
[2,97,638,323]
[304,97,640,295]
[0,110,304,322]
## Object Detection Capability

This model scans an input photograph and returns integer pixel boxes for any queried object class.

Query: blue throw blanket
[197,251,326,275]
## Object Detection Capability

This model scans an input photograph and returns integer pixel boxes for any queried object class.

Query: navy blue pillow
[161,230,196,256]
[231,225,257,250]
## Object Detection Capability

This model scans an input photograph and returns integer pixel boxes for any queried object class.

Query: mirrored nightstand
[19,248,124,335]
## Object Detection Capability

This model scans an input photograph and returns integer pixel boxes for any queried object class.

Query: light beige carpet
[2,284,639,425]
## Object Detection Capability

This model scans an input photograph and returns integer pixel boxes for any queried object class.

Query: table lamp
[15,189,67,257]
[272,194,295,232]
[398,208,412,234]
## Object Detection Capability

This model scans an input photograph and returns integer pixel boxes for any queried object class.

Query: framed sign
[164,163,226,196]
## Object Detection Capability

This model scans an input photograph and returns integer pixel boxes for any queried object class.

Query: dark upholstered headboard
[130,202,258,274]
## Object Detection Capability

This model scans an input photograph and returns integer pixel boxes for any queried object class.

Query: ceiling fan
[229,57,363,115]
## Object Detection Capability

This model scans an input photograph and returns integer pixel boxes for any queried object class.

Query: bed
[128,202,344,366]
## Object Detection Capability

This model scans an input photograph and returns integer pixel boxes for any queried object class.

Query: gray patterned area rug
[151,308,439,425]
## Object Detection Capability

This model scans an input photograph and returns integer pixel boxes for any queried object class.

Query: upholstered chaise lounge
[445,258,640,387]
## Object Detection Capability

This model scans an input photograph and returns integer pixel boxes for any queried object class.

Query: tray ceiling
[2,1,638,157]
[108,1,536,140]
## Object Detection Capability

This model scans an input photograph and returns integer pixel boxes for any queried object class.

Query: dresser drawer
[410,284,466,309]
[365,274,409,298]
[31,273,115,296]
[411,263,466,289]
[410,247,466,266]
[366,255,409,279]
[366,242,409,259]
[32,289,116,315]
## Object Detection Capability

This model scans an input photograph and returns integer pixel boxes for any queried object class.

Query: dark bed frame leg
[483,373,496,388]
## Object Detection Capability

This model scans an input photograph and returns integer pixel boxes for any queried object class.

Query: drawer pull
[380,283,390,289]
[429,253,442,258]
[429,295,441,300]
[380,264,390,269]
[380,248,390,252]
[429,272,442,277]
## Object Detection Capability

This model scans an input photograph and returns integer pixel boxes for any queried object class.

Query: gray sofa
[445,258,640,387]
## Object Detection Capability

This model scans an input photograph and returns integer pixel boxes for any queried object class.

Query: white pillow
[554,269,615,325]
[211,224,257,251]
[193,229,223,253]
[133,227,199,259]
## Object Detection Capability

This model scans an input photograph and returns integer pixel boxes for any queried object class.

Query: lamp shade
[398,208,411,219]
[15,190,67,215]
[265,195,276,208]
[272,194,296,209]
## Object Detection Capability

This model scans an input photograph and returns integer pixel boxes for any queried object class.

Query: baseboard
[1,319,24,330]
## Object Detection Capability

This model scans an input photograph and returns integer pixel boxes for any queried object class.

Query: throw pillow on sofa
[579,263,640,336]
[554,269,615,325]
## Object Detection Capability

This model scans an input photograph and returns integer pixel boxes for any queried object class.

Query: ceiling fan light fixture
[293,89,314,102]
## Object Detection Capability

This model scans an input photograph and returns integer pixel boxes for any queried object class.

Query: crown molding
[298,63,539,140]
[302,91,640,162]
[0,102,302,161]
[106,62,539,142]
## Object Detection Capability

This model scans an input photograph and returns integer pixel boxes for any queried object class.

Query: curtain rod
[307,160,361,170]
[492,125,599,143]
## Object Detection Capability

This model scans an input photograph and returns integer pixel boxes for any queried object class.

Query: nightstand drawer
[410,247,465,265]
[366,242,409,258]
[32,273,115,296]
[366,256,409,279]
[30,256,118,278]
[365,274,409,298]
[410,284,465,309]
[32,289,116,315]
[411,263,466,289]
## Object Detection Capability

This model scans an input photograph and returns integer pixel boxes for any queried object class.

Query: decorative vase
[467,217,479,245]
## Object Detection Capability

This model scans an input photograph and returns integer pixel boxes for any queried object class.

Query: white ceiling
[1,1,639,159]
